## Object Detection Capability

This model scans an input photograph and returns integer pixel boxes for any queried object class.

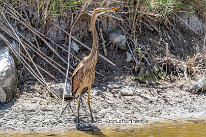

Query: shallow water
[1,120,206,137]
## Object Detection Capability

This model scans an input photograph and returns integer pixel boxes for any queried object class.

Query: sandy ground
[1,73,206,133]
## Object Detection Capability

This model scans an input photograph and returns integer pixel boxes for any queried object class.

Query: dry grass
[186,54,198,75]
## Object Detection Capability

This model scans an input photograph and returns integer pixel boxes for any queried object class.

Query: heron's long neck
[89,14,99,60]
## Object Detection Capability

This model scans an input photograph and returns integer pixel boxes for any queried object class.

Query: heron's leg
[87,85,94,122]
[75,86,84,123]
[77,93,81,123]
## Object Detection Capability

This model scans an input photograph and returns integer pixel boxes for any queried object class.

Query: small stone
[50,83,73,99]
[109,32,127,50]
[120,90,134,96]
[126,51,133,62]
[71,41,79,52]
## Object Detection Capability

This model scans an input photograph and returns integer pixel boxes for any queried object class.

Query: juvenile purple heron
[71,7,119,123]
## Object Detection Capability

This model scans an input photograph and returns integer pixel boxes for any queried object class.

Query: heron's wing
[71,62,84,92]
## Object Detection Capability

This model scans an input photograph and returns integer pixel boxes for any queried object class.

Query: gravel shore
[1,74,206,133]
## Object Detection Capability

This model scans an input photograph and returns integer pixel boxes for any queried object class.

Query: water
[1,120,206,137]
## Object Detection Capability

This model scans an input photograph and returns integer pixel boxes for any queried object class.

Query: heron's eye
[99,9,103,13]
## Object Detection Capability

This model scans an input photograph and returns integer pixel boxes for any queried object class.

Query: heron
[71,7,119,123]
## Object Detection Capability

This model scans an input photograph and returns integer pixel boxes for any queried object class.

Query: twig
[2,4,107,82]
[165,43,168,75]
[1,6,61,100]
[62,44,107,78]
[182,61,188,82]
[166,31,175,48]
[4,9,70,67]
[5,5,107,78]
[2,11,46,84]
[9,27,68,76]
[0,33,61,100]
[51,22,116,66]
[166,43,169,58]
[99,27,107,56]
[22,7,40,49]
[132,39,159,81]
[59,14,74,118]
[131,39,151,67]
[17,48,58,81]
[203,34,206,60]
[5,4,108,77]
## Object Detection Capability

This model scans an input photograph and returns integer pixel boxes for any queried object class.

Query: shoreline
[1,74,206,133]
[1,118,206,135]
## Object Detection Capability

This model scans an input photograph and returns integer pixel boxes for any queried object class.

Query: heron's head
[93,7,119,17]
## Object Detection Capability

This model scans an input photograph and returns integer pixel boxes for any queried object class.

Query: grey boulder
[0,47,17,103]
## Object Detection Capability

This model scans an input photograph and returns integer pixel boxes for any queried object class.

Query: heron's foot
[76,110,80,123]
[91,115,94,123]
[77,110,80,124]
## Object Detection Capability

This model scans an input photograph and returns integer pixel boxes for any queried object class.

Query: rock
[176,13,206,34]
[50,83,73,99]
[190,73,206,93]
[109,32,127,50]
[120,86,137,96]
[120,90,135,96]
[71,41,79,52]
[0,47,17,103]
[126,51,133,62]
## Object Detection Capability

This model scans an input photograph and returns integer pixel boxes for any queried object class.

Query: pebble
[126,51,133,62]
[71,41,79,52]
[109,32,127,50]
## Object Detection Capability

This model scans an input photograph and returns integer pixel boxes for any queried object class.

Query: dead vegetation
[0,0,206,99]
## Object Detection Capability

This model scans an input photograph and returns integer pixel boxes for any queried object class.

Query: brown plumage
[71,7,119,123]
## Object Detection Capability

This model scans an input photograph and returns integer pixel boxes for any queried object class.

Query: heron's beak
[101,7,120,13]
